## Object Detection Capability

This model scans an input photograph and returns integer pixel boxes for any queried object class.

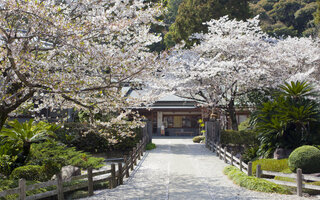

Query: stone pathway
[80,137,315,200]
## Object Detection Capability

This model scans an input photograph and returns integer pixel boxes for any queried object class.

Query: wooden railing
[0,137,147,200]
[206,139,320,197]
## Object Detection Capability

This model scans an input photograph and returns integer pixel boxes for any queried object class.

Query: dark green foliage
[223,166,291,194]
[10,165,43,181]
[165,0,184,24]
[0,155,14,178]
[315,0,320,25]
[146,143,156,150]
[288,145,320,173]
[27,141,104,180]
[112,128,143,151]
[221,130,259,146]
[0,120,59,169]
[164,0,251,48]
[241,146,259,163]
[252,159,289,175]
[55,123,109,153]
[56,122,143,153]
[250,0,318,37]
[251,81,320,158]
[192,136,205,143]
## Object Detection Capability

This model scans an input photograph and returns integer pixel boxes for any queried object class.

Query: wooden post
[219,144,222,159]
[56,172,64,200]
[297,168,303,197]
[130,151,134,170]
[216,143,219,157]
[240,156,243,172]
[118,162,123,185]
[19,179,26,200]
[137,143,141,160]
[223,147,227,163]
[247,162,252,176]
[231,152,234,166]
[88,168,94,196]
[110,164,116,189]
[133,147,137,165]
[256,164,261,178]
[124,155,129,178]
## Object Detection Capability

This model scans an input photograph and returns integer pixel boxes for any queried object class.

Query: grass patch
[224,166,291,194]
[252,159,288,175]
[146,143,156,150]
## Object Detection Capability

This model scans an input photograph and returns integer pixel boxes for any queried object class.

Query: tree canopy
[164,0,251,48]
[250,0,319,37]
[0,0,162,133]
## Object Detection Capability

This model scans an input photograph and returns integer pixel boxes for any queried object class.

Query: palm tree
[0,119,59,167]
[252,81,320,157]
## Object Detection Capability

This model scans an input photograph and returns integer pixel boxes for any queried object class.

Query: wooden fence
[0,137,147,200]
[206,139,320,196]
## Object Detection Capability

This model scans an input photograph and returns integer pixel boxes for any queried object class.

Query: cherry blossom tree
[151,16,320,130]
[0,0,162,135]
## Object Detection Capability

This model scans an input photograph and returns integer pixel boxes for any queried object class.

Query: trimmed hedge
[146,143,156,150]
[252,159,289,175]
[192,136,205,143]
[223,166,291,194]
[10,165,44,181]
[221,130,259,146]
[288,145,320,174]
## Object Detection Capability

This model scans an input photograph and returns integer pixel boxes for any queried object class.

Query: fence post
[124,155,129,178]
[56,172,64,200]
[118,162,123,185]
[19,178,26,200]
[133,147,137,166]
[219,144,222,160]
[88,168,94,196]
[216,143,219,157]
[137,142,141,160]
[130,151,134,170]
[247,162,252,176]
[256,164,262,178]
[240,156,243,172]
[231,152,234,166]
[224,147,227,163]
[297,168,303,197]
[110,164,116,189]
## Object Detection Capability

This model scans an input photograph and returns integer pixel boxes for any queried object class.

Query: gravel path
[81,137,316,200]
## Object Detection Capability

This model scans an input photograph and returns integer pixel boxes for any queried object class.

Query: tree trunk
[228,99,238,131]
[0,110,8,130]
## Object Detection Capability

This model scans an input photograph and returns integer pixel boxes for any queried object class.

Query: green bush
[192,136,205,143]
[288,145,320,174]
[26,141,104,181]
[242,146,259,163]
[146,143,156,150]
[0,155,15,178]
[252,159,288,175]
[223,166,291,194]
[10,165,44,181]
[221,130,259,146]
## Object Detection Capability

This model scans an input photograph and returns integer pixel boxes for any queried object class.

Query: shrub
[221,130,259,146]
[27,141,104,181]
[192,136,205,143]
[223,166,291,194]
[0,155,15,178]
[238,118,251,131]
[10,165,44,181]
[288,145,320,174]
[252,159,288,175]
[146,143,156,150]
[241,146,259,163]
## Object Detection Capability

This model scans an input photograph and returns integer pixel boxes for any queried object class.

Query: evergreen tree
[164,0,251,48]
